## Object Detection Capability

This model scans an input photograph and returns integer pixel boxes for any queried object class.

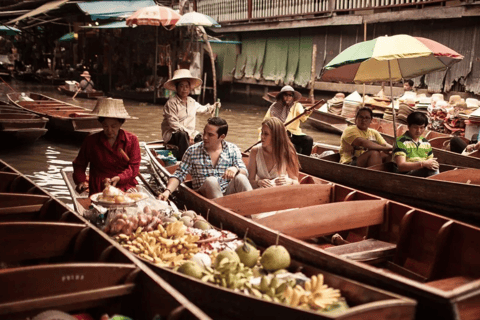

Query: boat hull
[0,159,210,320]
[298,153,480,224]
[58,85,105,99]
[7,92,102,136]
[145,141,480,320]
[60,159,418,319]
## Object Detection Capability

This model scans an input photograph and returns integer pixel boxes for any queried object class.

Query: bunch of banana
[283,274,342,310]
[200,258,253,290]
[113,221,200,266]
[248,275,296,303]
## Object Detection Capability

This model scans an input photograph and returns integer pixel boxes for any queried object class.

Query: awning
[58,32,77,42]
[0,25,21,35]
[77,0,156,20]
[198,39,242,44]
[81,21,130,29]
[8,0,69,24]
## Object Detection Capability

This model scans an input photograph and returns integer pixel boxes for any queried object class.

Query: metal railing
[194,0,452,22]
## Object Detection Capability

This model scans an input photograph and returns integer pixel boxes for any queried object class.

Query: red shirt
[73,129,141,196]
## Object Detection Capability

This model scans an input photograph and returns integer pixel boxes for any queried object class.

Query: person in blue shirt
[159,117,252,200]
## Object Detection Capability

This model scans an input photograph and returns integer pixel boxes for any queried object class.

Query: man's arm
[158,177,180,201]
[352,137,392,151]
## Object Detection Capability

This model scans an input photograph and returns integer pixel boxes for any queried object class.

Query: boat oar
[244,99,325,153]
[72,86,82,100]
[0,76,17,93]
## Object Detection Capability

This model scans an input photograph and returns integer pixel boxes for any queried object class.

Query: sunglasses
[284,93,294,97]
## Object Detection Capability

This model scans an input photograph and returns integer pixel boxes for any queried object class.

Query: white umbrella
[175,12,220,102]
[175,12,220,28]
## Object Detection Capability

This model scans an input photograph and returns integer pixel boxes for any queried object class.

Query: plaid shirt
[172,140,248,193]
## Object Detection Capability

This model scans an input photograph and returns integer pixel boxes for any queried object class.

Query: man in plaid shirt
[159,117,252,199]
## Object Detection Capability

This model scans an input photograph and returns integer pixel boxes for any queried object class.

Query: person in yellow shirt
[263,85,313,155]
[339,107,392,166]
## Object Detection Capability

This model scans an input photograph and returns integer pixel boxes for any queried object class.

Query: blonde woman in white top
[248,118,300,188]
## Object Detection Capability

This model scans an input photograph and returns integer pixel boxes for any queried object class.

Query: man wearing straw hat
[77,70,96,93]
[161,69,221,160]
[73,98,140,196]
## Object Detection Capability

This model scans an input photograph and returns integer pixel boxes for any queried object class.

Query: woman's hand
[104,176,121,187]
[76,181,89,193]
[257,179,274,188]
[422,158,439,170]
[273,175,288,186]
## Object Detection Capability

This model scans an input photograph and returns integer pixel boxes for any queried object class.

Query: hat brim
[164,77,202,91]
[276,91,302,101]
[93,114,138,120]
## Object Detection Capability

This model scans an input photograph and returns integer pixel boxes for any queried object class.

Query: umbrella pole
[202,32,216,102]
[388,60,398,142]
[154,27,159,104]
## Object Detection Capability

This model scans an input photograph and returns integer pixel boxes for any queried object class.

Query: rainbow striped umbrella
[321,34,464,83]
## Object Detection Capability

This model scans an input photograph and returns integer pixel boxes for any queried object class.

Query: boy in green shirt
[393,112,439,177]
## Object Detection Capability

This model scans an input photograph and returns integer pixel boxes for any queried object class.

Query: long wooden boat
[144,141,480,320]
[0,102,48,143]
[307,106,480,165]
[0,159,210,320]
[7,92,102,136]
[369,117,480,160]
[58,84,105,99]
[61,168,417,319]
[298,143,480,224]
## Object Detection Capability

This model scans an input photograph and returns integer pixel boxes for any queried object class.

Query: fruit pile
[113,221,201,266]
[176,227,347,313]
[112,207,347,314]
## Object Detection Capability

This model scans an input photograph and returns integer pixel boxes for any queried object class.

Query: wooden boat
[0,159,210,320]
[58,84,105,99]
[7,92,102,136]
[0,101,48,143]
[297,143,480,224]
[144,141,480,320]
[61,169,417,319]
[369,117,480,160]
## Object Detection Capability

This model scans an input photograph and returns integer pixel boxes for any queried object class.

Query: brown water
[0,80,339,203]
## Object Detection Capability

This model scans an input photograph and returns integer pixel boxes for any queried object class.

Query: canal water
[0,80,339,204]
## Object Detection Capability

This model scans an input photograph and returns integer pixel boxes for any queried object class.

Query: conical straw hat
[163,69,202,91]
[90,98,138,120]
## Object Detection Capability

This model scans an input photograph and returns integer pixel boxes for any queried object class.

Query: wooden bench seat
[324,238,396,263]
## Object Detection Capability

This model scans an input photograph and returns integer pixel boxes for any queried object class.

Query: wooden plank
[0,222,87,262]
[0,285,135,316]
[427,168,480,185]
[324,238,397,262]
[213,184,333,216]
[0,204,43,215]
[0,193,50,207]
[255,199,387,239]
[0,263,136,304]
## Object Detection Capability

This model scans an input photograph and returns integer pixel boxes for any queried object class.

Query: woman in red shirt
[73,98,140,196]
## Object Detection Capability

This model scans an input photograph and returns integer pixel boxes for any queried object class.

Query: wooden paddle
[244,99,325,153]
[72,86,82,99]
[0,76,17,93]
